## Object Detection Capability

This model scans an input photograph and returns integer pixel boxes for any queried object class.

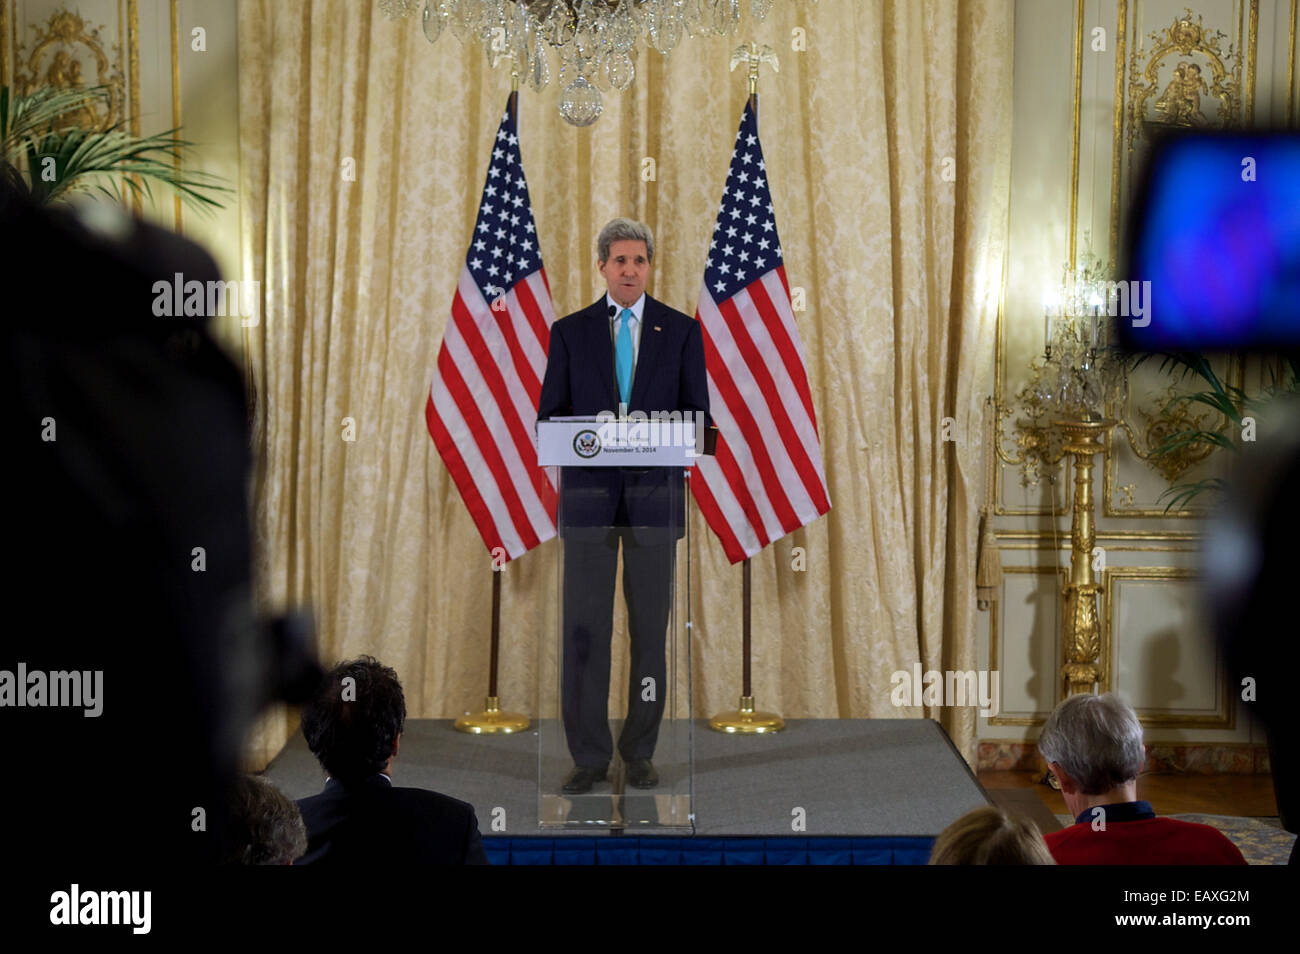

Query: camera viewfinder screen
[1128,134,1300,350]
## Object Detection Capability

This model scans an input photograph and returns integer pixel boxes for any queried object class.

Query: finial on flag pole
[730,41,779,107]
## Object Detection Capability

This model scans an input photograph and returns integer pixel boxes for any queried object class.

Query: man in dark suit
[537,218,710,795]
[295,656,488,864]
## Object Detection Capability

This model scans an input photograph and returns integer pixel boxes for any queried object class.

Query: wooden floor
[979,770,1279,834]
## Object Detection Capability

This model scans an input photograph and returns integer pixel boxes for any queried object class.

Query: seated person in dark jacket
[295,656,488,865]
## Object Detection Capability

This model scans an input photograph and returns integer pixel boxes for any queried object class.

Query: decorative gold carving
[1105,354,1242,517]
[13,10,124,130]
[1058,417,1115,698]
[1127,9,1241,152]
[1133,382,1218,482]
[999,367,1066,489]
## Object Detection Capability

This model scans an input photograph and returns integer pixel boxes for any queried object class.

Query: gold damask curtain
[237,0,1013,768]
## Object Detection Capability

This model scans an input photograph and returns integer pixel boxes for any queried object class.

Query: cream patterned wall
[987,0,1297,751]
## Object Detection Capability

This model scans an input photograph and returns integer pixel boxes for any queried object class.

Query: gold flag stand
[709,558,785,733]
[454,554,530,735]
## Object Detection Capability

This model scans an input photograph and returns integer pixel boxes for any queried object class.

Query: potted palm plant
[0,83,228,209]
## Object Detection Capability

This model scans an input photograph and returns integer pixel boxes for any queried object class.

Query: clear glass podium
[537,417,699,830]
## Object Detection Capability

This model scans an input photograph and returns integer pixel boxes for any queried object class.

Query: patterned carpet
[1053,813,1295,865]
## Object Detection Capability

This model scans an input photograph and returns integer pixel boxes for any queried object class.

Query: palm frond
[2,85,112,158]
[3,84,229,213]
[1156,477,1226,513]
[1150,427,1234,456]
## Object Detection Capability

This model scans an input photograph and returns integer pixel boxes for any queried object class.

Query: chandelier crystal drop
[422,0,448,42]
[559,74,603,126]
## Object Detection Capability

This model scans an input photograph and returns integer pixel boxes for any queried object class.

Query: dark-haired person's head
[301,656,406,785]
[222,775,307,865]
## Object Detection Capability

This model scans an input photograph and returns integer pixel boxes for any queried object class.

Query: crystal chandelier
[1037,253,1130,422]
[1003,249,1132,488]
[377,0,791,126]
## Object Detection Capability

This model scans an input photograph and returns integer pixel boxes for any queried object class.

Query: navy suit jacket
[537,294,710,535]
[295,775,489,865]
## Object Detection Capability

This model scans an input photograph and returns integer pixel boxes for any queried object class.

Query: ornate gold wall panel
[1102,566,1234,728]
[1111,1,1256,254]
[997,2,1279,520]
[987,562,1233,730]
[987,566,1069,727]
[11,7,125,128]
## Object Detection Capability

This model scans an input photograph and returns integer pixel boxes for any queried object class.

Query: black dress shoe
[625,759,658,789]
[562,765,607,794]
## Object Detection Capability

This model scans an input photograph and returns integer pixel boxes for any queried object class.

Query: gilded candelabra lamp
[1011,257,1131,699]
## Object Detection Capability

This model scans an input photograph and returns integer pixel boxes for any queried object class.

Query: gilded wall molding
[1109,1,1257,257]
[987,565,1231,729]
[987,565,1068,727]
[1290,0,1298,125]
[1102,565,1234,728]
[1067,0,1085,273]
[1,0,10,85]
[1109,0,1128,256]
[170,0,181,232]
[1101,4,1254,518]
[997,528,1201,540]
[127,0,139,212]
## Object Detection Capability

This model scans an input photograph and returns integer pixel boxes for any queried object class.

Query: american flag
[425,98,557,563]
[691,101,830,563]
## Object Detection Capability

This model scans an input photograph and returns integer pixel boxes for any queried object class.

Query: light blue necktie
[615,307,634,404]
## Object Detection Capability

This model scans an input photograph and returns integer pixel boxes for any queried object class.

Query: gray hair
[223,775,308,865]
[1037,693,1145,794]
[597,217,654,263]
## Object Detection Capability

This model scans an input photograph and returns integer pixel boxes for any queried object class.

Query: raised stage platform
[264,718,989,864]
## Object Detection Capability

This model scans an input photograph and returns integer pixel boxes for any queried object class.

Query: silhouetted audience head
[929,806,1056,865]
[1038,692,1145,794]
[223,775,307,865]
[301,656,406,785]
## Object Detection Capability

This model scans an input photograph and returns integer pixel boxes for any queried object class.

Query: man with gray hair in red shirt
[1039,692,1246,865]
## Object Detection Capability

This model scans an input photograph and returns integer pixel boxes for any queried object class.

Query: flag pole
[455,67,531,735]
[709,42,784,735]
